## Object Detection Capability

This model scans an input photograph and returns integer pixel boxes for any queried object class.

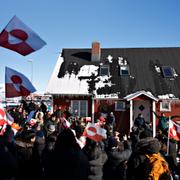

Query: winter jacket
[0,141,18,179]
[86,148,107,180]
[51,129,90,180]
[103,141,132,180]
[15,139,39,180]
[126,137,163,180]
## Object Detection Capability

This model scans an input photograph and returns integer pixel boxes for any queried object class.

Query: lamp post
[27,60,33,83]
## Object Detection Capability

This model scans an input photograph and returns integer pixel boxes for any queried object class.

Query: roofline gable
[124,90,158,101]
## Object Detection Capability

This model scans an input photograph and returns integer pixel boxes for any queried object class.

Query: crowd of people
[0,100,179,180]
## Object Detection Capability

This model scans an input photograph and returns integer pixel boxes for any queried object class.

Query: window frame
[115,101,126,111]
[120,65,130,76]
[160,101,171,112]
[161,66,174,78]
[100,65,110,76]
[71,100,88,117]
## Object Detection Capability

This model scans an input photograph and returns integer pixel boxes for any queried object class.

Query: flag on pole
[25,110,37,126]
[0,15,46,56]
[83,122,107,142]
[5,67,36,98]
[169,120,180,141]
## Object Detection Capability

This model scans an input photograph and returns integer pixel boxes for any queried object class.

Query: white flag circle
[87,126,97,136]
[8,29,28,44]
[172,129,177,136]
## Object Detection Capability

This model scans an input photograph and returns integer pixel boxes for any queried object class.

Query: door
[133,100,151,124]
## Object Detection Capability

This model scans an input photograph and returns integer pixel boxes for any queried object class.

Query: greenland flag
[83,122,107,142]
[5,67,36,98]
[0,16,46,56]
[0,106,21,135]
[169,120,180,141]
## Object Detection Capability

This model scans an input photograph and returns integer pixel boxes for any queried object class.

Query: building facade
[46,42,180,135]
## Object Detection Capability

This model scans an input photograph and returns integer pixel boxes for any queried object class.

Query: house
[46,42,180,135]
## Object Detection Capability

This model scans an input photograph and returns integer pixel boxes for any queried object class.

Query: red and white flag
[5,67,36,98]
[0,16,46,56]
[169,120,180,141]
[83,122,107,142]
[0,106,21,135]
[60,117,71,129]
[28,118,37,126]
[0,106,7,135]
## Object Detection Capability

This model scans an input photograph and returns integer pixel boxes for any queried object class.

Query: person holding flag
[152,111,180,136]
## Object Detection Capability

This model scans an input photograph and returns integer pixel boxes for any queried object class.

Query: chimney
[91,42,101,62]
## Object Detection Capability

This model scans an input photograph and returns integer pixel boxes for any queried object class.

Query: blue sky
[0,0,180,93]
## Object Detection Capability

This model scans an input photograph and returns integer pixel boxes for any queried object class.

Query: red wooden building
[46,42,180,136]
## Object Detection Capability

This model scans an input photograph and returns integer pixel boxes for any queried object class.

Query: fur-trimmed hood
[136,137,161,154]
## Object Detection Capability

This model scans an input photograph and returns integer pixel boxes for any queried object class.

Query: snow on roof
[46,56,98,95]
[78,65,98,77]
[124,90,158,101]
[95,93,119,99]
[158,94,177,99]
[46,55,119,98]
[106,55,113,63]
[154,65,161,73]
[95,75,112,89]
[118,57,127,66]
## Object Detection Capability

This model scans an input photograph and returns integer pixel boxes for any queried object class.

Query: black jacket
[104,141,131,180]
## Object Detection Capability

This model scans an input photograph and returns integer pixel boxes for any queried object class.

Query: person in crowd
[106,112,116,130]
[15,129,37,180]
[83,137,107,180]
[157,134,179,179]
[134,113,147,130]
[103,135,131,180]
[45,124,56,138]
[126,130,171,180]
[51,128,90,180]
[33,123,45,156]
[28,100,36,113]
[129,126,140,152]
[41,134,57,180]
[3,124,16,155]
[53,106,62,119]
[44,113,58,136]
[40,101,47,115]
[0,136,18,180]
[71,120,86,148]
[35,111,44,127]
[33,124,46,179]
[63,106,72,119]
[10,107,24,125]
[152,111,180,135]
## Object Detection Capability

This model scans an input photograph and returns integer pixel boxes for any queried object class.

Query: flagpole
[166,116,170,156]
[28,60,33,83]
[92,95,94,124]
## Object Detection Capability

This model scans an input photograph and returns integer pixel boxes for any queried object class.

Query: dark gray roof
[59,47,180,98]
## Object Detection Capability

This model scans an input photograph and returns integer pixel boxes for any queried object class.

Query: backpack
[144,153,172,180]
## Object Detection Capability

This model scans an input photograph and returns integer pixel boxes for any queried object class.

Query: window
[120,65,130,76]
[160,101,171,112]
[161,66,174,78]
[71,100,88,117]
[115,101,126,111]
[100,66,109,76]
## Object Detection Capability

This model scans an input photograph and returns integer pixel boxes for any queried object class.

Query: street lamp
[27,60,33,83]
